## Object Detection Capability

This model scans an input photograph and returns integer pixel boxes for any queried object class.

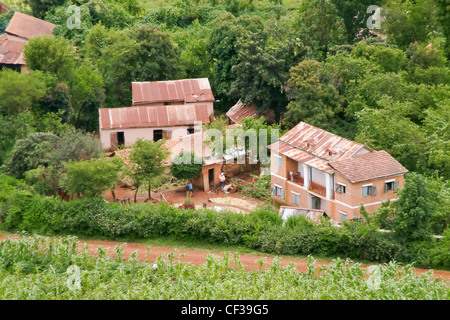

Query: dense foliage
[0,174,448,270]
[0,235,448,300]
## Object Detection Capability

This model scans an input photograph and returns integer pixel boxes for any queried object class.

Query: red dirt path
[1,234,449,285]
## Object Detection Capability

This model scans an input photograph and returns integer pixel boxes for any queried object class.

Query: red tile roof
[132,78,215,105]
[226,100,259,124]
[328,150,408,183]
[99,104,213,130]
[5,12,55,40]
[0,33,26,65]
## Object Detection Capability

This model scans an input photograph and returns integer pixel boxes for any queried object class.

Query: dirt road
[2,234,449,284]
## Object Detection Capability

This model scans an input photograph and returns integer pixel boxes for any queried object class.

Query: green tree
[230,36,307,121]
[68,64,105,132]
[382,0,440,49]
[283,60,343,130]
[127,138,170,202]
[392,173,437,241]
[355,99,428,173]
[24,35,75,82]
[330,0,382,42]
[1,129,102,179]
[61,156,123,199]
[170,152,203,181]
[99,25,183,107]
[208,13,266,110]
[296,0,346,60]
[26,0,65,19]
[0,69,48,115]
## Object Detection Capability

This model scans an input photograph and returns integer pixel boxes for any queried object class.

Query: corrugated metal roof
[0,33,26,65]
[5,12,55,40]
[226,100,259,124]
[268,140,334,173]
[132,78,215,105]
[279,122,370,162]
[99,104,213,130]
[329,150,408,183]
[267,122,373,173]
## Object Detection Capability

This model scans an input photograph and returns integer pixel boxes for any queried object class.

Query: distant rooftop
[0,33,26,65]
[5,12,55,40]
[99,104,213,130]
[132,78,215,106]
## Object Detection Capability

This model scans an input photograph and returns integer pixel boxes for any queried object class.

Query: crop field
[0,235,448,300]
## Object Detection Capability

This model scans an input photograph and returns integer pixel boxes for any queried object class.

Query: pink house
[268,122,408,222]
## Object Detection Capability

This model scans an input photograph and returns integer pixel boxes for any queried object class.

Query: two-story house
[99,78,215,150]
[268,122,408,222]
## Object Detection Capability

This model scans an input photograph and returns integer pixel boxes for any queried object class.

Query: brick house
[267,122,408,222]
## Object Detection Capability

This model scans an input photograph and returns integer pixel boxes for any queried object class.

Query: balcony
[287,171,304,186]
[308,181,327,198]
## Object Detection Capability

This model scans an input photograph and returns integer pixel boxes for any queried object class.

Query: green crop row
[0,235,448,300]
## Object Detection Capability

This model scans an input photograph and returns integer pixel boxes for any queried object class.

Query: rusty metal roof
[0,33,26,65]
[267,122,372,173]
[226,100,259,124]
[279,122,370,161]
[5,12,55,40]
[268,140,334,173]
[99,104,213,130]
[329,150,408,183]
[132,78,215,105]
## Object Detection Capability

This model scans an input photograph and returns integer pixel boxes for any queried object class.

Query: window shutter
[393,181,399,190]
[384,183,388,193]
[369,186,377,196]
[281,189,285,199]
[271,186,276,195]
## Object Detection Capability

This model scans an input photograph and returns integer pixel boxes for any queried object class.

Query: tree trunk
[134,189,138,203]
[148,185,151,199]
[111,190,116,202]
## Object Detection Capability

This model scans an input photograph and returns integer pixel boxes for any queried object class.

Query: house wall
[192,163,222,192]
[333,172,404,220]
[100,126,193,150]
[270,151,404,221]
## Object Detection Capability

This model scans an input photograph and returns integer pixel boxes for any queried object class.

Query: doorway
[208,168,214,187]
[153,129,163,141]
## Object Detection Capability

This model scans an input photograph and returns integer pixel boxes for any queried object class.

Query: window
[271,185,285,199]
[311,196,321,209]
[335,183,346,194]
[274,155,282,168]
[292,192,299,205]
[340,211,347,222]
[362,185,376,197]
[385,180,399,193]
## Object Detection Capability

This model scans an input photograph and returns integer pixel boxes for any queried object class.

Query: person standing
[219,172,226,191]
[187,181,194,197]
